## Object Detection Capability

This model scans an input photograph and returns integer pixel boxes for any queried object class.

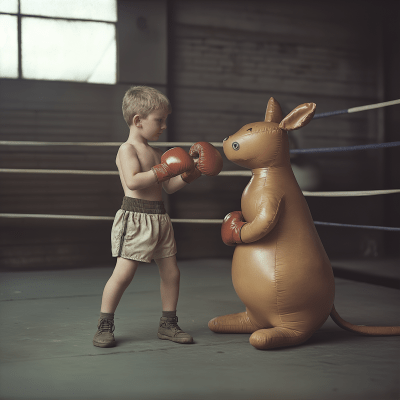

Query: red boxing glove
[221,211,246,246]
[181,142,223,183]
[152,147,194,183]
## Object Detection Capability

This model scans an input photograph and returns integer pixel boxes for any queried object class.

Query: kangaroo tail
[330,304,400,336]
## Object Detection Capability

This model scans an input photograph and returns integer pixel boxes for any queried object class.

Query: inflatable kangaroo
[208,97,400,350]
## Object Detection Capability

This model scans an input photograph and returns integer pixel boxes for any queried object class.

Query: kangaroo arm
[241,193,284,243]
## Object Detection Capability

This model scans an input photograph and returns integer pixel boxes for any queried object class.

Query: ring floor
[1,258,399,400]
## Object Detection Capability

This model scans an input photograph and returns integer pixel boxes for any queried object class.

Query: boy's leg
[101,257,139,313]
[156,255,180,311]
[93,257,139,348]
[155,255,193,344]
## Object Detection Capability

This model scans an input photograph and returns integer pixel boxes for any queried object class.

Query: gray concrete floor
[0,258,399,400]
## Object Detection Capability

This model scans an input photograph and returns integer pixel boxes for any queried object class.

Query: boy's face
[138,109,169,141]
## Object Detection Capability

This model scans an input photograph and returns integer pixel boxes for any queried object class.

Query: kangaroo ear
[279,103,316,131]
[265,97,283,123]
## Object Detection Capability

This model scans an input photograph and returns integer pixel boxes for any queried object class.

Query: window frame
[0,0,117,83]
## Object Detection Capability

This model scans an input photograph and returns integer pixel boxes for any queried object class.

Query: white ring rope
[0,213,218,223]
[0,168,250,177]
[0,213,115,221]
[347,99,400,114]
[0,141,222,148]
[302,189,400,197]
[0,168,398,197]
[0,169,398,196]
[1,213,399,232]
[0,168,119,175]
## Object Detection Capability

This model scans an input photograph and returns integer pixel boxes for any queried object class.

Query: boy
[93,86,222,347]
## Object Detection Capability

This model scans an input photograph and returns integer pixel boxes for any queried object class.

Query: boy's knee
[161,267,180,284]
[111,271,134,288]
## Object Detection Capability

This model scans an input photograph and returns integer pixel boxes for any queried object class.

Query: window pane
[22,17,116,84]
[0,14,18,78]
[0,0,18,14]
[20,0,117,22]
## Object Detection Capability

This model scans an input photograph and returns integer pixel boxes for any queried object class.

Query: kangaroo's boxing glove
[221,211,246,246]
[152,147,194,183]
[181,142,223,183]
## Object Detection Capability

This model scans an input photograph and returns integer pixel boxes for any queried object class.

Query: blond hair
[122,86,172,127]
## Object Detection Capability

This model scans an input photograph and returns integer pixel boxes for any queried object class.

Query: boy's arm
[119,144,157,190]
[155,147,191,194]
[162,173,189,194]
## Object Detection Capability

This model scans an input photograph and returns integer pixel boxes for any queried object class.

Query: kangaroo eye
[247,128,252,132]
[232,142,240,151]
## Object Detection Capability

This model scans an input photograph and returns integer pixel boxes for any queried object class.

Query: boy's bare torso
[116,142,163,201]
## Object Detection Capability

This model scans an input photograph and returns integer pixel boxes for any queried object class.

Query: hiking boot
[158,316,193,344]
[93,318,116,348]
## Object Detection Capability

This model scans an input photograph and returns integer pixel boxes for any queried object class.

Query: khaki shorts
[111,197,177,263]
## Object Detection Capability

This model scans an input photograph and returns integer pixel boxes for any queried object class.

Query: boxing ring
[0,99,399,400]
[1,99,400,233]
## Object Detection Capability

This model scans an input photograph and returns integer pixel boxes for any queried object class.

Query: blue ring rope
[290,141,400,154]
[313,99,400,119]
[313,110,348,119]
[314,221,400,232]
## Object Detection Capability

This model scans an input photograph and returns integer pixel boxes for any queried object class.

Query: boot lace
[98,318,115,333]
[166,317,183,333]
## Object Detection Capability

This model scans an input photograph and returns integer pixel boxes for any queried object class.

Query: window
[0,0,117,84]
[0,12,18,78]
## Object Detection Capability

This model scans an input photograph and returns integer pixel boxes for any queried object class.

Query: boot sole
[93,340,116,348]
[157,333,193,344]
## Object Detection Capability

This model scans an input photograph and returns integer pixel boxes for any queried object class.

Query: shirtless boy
[93,86,222,347]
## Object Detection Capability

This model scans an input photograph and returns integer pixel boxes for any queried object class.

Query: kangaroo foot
[249,327,312,350]
[208,311,259,334]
